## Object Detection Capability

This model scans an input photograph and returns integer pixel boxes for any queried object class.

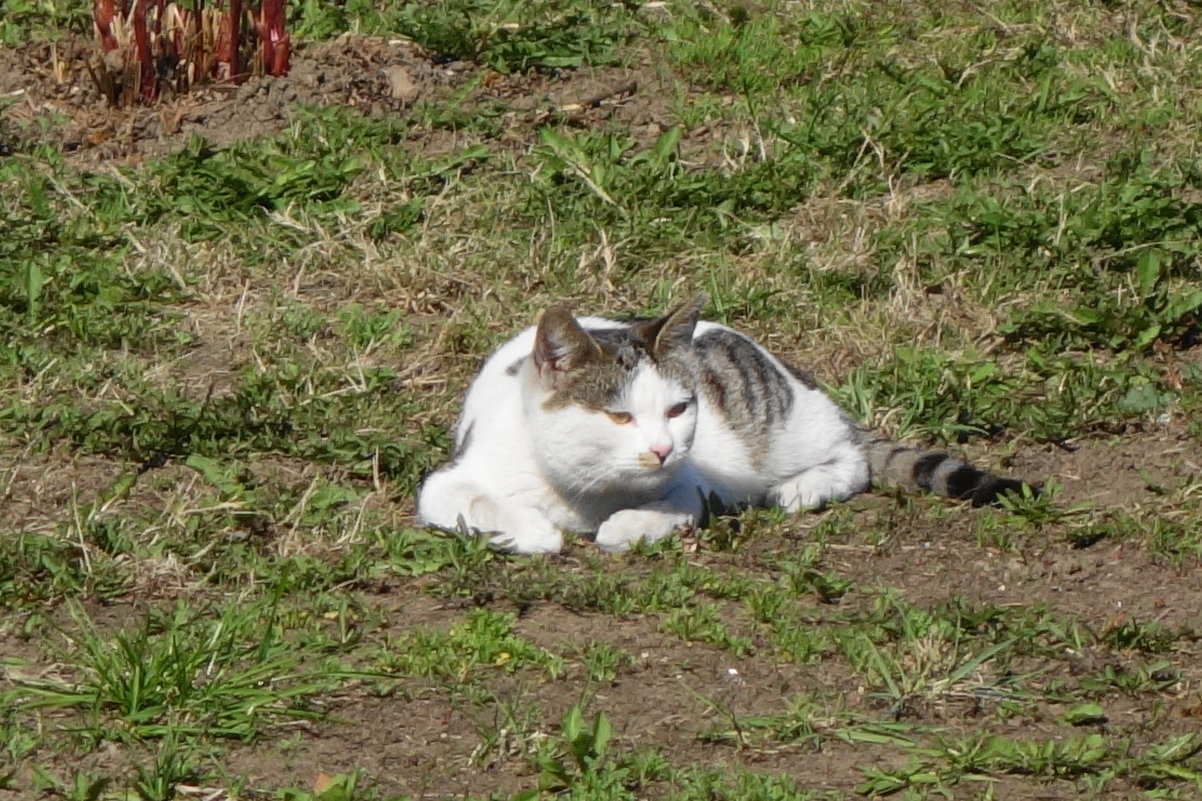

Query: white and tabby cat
[417,296,1033,554]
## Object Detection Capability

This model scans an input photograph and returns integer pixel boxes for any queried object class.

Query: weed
[374,608,564,683]
[393,0,634,73]
[698,692,827,751]
[663,603,754,657]
[767,617,832,665]
[0,0,90,42]
[1098,619,1179,654]
[0,532,115,606]
[577,641,636,685]
[537,704,611,791]
[670,768,833,801]
[466,684,549,768]
[7,599,330,742]
[131,734,201,801]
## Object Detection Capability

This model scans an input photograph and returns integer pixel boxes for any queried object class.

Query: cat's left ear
[635,293,707,358]
[533,304,604,381]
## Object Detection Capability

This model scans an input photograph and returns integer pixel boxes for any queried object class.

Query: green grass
[3,0,1202,798]
[7,600,331,741]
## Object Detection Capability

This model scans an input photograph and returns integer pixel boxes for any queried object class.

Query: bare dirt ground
[5,34,1202,801]
[1,37,681,165]
[7,430,1201,799]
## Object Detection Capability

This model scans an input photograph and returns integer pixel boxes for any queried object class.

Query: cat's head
[522,296,706,497]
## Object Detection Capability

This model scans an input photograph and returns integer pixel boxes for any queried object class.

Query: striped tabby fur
[854,430,1028,507]
[418,295,1037,553]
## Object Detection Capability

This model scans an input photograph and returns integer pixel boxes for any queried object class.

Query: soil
[1,36,685,166]
[4,33,1202,801]
[7,430,1201,799]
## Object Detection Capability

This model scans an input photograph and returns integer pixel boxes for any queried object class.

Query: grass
[8,599,331,741]
[3,0,1202,798]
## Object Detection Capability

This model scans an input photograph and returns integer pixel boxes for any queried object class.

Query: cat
[417,295,1034,554]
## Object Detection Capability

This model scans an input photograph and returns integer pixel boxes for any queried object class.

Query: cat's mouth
[637,452,664,470]
[636,452,683,474]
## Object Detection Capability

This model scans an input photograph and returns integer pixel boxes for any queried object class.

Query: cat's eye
[605,410,633,425]
[666,401,690,419]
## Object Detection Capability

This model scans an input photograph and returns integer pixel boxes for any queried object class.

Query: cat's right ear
[533,305,602,382]
[634,293,707,359]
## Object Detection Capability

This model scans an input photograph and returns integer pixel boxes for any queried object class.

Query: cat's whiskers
[559,456,665,503]
[562,468,618,501]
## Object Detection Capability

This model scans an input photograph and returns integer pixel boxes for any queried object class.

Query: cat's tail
[854,429,1036,507]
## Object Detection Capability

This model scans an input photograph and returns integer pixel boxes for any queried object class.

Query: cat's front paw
[480,509,563,554]
[487,524,563,555]
[594,509,691,553]
[446,502,563,554]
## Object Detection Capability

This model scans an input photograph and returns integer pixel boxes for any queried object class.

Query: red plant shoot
[131,0,155,99]
[228,0,240,81]
[93,0,119,52]
[257,0,290,76]
[88,0,290,104]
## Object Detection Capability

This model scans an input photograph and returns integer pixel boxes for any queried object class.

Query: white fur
[417,318,870,554]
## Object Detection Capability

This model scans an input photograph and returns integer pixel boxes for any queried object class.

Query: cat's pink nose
[650,443,673,464]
